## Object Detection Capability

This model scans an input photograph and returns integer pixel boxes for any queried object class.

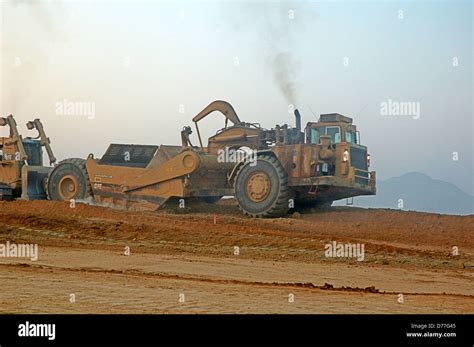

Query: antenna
[306,105,317,118]
[355,102,370,118]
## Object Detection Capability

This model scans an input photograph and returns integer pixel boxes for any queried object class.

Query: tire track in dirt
[1,262,472,299]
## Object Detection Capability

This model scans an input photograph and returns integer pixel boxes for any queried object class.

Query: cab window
[345,131,353,144]
[310,128,319,144]
[310,126,341,144]
[345,131,357,144]
[327,126,340,144]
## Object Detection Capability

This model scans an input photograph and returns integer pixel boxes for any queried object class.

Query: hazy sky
[1,0,472,194]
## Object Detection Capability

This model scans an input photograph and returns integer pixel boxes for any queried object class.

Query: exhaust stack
[294,109,301,132]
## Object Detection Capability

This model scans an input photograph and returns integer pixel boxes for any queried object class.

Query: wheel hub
[58,175,78,200]
[246,171,270,202]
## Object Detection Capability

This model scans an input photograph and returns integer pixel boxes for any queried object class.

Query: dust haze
[1,1,60,114]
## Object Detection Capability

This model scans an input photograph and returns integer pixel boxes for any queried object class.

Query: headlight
[343,149,349,162]
[367,154,371,167]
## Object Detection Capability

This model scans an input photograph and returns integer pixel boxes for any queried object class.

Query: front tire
[47,158,92,201]
[234,155,289,218]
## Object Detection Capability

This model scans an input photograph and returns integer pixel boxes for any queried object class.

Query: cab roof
[319,113,353,123]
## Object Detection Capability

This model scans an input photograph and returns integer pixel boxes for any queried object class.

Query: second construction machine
[0,115,56,200]
[46,100,376,217]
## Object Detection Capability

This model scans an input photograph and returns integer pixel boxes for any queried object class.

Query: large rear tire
[234,155,289,218]
[46,158,92,201]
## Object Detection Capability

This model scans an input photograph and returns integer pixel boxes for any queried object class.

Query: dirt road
[0,200,472,313]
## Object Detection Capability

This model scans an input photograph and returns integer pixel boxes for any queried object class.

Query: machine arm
[26,119,57,165]
[0,115,28,162]
[192,100,242,125]
[192,100,243,149]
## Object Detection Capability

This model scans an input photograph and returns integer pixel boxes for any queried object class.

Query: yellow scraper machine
[46,100,376,217]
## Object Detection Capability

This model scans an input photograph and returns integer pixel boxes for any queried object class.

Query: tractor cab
[304,113,372,187]
[305,113,358,146]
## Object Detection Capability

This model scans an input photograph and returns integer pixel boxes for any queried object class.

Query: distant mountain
[334,172,474,215]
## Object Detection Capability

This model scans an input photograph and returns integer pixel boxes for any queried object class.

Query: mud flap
[21,165,51,200]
